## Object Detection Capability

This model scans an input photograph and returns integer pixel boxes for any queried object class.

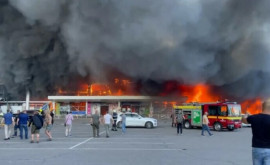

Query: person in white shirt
[103,111,113,138]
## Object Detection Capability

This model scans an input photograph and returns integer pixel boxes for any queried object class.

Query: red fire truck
[174,102,242,131]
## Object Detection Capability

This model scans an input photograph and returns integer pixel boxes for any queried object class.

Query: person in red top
[242,99,270,165]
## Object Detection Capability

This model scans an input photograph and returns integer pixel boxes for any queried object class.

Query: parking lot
[0,118,252,165]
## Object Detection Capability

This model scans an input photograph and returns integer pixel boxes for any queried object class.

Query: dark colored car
[13,110,39,122]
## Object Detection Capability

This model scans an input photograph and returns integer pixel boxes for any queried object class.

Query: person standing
[201,112,213,136]
[29,111,43,143]
[12,110,20,137]
[90,110,100,138]
[111,110,118,131]
[65,112,74,137]
[242,99,270,165]
[17,110,29,139]
[171,112,177,127]
[103,111,113,138]
[176,111,184,135]
[44,111,53,141]
[0,110,4,129]
[3,110,14,140]
[121,111,126,134]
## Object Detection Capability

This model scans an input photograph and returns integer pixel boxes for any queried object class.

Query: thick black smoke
[0,0,270,100]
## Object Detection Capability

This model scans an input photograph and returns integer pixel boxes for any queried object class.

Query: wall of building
[54,101,152,117]
[0,102,49,113]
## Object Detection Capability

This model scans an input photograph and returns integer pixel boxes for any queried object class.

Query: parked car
[116,112,157,129]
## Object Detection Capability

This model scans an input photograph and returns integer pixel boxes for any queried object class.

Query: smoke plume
[0,0,270,100]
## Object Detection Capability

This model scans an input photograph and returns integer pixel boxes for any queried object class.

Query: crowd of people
[0,109,54,143]
[1,108,215,142]
[0,109,127,142]
[1,103,270,165]
[89,110,126,138]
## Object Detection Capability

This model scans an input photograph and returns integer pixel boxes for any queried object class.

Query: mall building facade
[48,96,185,118]
[0,96,185,119]
[48,96,155,116]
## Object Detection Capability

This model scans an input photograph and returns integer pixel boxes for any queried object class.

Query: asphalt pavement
[0,118,252,165]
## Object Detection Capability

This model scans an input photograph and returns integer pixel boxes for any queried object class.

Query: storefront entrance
[100,106,109,115]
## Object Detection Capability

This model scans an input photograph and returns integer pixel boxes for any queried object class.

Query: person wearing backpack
[12,110,21,137]
[176,110,184,135]
[28,111,43,143]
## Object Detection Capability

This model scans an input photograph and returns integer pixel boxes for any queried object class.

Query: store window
[70,102,86,114]
[208,106,219,116]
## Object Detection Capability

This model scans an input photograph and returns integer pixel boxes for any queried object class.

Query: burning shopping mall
[0,0,269,115]
[0,78,264,116]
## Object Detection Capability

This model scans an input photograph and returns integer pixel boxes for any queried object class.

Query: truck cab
[174,102,242,131]
[203,103,242,131]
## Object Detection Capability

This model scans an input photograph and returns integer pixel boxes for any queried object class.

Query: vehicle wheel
[228,127,234,131]
[145,122,153,129]
[117,121,122,128]
[213,122,222,131]
[184,120,191,129]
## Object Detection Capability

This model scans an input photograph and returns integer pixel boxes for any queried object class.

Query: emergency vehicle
[174,102,242,131]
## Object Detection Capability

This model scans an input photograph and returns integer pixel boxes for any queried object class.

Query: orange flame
[57,80,263,115]
[90,83,112,96]
[179,84,220,102]
[240,98,262,114]
[57,78,137,96]
[180,84,262,114]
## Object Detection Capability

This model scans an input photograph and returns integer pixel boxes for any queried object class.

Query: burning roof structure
[0,0,269,113]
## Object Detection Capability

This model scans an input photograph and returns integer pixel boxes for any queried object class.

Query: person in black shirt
[50,110,54,125]
[111,110,118,131]
[28,111,43,143]
[242,100,270,165]
[12,110,20,137]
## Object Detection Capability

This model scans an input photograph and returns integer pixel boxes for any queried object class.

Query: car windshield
[120,113,143,118]
[125,114,132,118]
[228,104,241,117]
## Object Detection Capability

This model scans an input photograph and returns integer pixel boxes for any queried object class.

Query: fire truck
[174,102,242,131]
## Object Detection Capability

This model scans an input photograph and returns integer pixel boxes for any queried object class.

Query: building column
[52,101,55,110]
[118,101,121,112]
[26,90,30,110]
[52,101,57,118]
[85,101,88,118]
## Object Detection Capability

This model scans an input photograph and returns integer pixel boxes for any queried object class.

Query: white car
[241,122,251,127]
[116,112,157,128]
